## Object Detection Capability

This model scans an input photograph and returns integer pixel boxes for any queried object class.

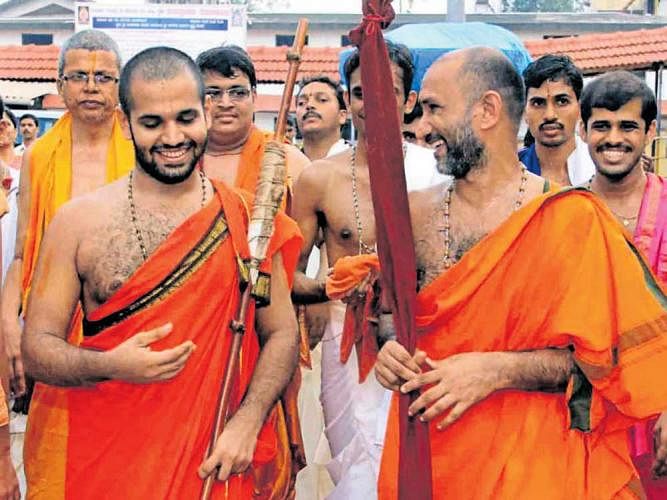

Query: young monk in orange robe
[21,47,302,500]
[65,183,301,499]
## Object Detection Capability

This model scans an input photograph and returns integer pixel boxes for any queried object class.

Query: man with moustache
[579,70,667,498]
[520,54,595,186]
[291,42,445,499]
[293,74,351,498]
[196,45,309,200]
[14,114,38,155]
[0,29,135,498]
[21,47,302,500]
[295,75,349,161]
[375,47,667,499]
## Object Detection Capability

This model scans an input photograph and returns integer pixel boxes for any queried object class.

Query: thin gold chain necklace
[350,144,407,255]
[442,165,528,269]
[128,169,207,261]
[587,175,639,227]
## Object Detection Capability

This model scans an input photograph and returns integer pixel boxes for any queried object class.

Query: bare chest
[70,146,109,198]
[203,155,239,186]
[321,169,378,262]
[414,197,511,289]
[77,206,190,309]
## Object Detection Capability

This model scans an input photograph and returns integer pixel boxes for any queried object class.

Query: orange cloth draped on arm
[22,111,134,499]
[63,181,302,499]
[326,254,381,382]
[379,188,667,500]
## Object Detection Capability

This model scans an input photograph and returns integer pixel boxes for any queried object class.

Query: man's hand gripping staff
[198,19,309,500]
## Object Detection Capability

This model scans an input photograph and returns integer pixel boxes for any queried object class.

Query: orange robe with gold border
[62,181,302,499]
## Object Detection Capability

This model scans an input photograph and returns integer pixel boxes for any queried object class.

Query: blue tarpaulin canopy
[339,21,533,91]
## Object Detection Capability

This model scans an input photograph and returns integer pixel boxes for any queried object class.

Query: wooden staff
[200,18,309,500]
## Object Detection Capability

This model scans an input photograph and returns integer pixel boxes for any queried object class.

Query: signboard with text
[75,2,247,62]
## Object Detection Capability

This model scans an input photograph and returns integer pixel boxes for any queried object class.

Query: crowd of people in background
[0,26,663,500]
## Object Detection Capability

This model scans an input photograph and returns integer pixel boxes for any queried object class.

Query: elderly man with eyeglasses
[0,29,134,498]
[195,45,309,200]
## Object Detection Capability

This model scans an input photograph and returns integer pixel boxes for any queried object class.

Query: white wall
[0,28,72,46]
[248,28,347,47]
[255,112,277,132]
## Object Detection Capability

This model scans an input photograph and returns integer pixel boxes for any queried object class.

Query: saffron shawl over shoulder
[23,111,134,499]
[379,188,667,500]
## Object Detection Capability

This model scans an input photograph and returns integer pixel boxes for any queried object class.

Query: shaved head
[429,47,525,132]
[119,46,205,117]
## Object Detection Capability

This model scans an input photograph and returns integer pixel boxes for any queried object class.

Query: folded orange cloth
[326,254,382,382]
[325,254,380,300]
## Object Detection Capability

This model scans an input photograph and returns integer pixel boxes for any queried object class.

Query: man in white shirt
[519,54,595,186]
[14,114,38,155]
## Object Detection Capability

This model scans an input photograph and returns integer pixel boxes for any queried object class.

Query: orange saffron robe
[63,181,302,499]
[0,189,8,428]
[379,189,667,499]
[22,111,134,499]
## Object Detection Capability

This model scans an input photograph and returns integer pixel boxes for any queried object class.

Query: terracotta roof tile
[248,46,343,83]
[524,27,667,75]
[0,44,59,80]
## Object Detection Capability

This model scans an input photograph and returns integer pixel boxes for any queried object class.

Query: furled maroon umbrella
[349,1,433,498]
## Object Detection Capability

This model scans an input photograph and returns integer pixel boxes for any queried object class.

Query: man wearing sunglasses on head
[196,46,309,205]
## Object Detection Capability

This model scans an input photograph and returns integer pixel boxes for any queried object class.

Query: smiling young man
[520,54,595,186]
[0,29,135,498]
[580,70,667,499]
[21,46,302,500]
[196,45,309,200]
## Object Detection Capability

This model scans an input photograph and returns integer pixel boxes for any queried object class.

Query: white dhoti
[320,301,391,500]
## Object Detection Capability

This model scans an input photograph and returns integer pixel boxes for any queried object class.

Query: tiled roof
[254,94,296,113]
[524,26,667,75]
[0,44,59,81]
[248,46,343,83]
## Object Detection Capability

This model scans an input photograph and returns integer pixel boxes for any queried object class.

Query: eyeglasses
[62,72,119,86]
[205,87,252,102]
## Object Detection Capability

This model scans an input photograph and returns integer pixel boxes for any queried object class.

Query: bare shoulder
[50,177,128,236]
[285,144,310,182]
[294,154,339,192]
